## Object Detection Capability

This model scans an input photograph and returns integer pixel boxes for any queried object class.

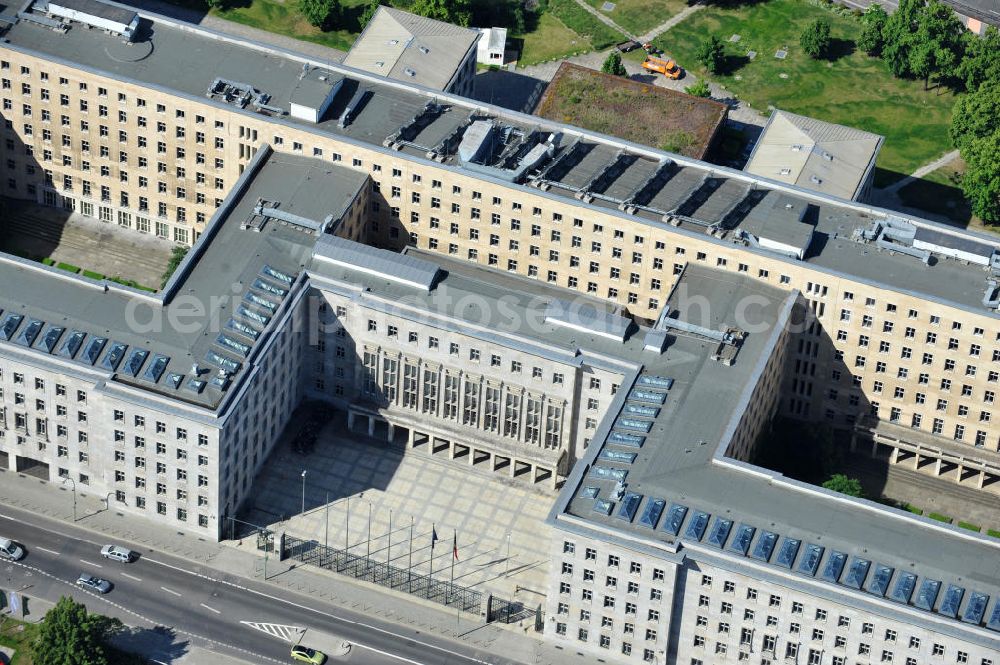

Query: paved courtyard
[244,414,555,600]
[0,198,175,288]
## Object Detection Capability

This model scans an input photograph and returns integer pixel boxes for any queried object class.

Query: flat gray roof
[0,149,368,411]
[554,267,1000,644]
[2,5,998,317]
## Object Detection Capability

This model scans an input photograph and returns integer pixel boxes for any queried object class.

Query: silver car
[0,537,25,561]
[100,544,134,563]
[76,573,112,594]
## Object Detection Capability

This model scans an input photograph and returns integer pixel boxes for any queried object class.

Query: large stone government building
[0,2,998,663]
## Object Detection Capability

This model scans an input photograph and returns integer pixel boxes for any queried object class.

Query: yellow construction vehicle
[642,56,682,79]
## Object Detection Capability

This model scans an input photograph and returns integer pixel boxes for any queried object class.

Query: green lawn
[656,0,958,176]
[214,0,373,52]
[548,0,626,50]
[585,0,689,37]
[516,12,594,66]
[0,617,41,665]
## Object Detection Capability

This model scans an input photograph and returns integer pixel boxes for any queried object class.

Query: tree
[359,0,381,29]
[204,0,226,9]
[34,596,122,665]
[696,35,726,74]
[409,0,472,26]
[881,0,922,78]
[957,26,1000,91]
[908,0,965,89]
[685,80,712,98]
[950,82,1000,150]
[822,474,864,498]
[857,4,888,56]
[512,4,526,35]
[161,245,190,288]
[799,19,832,60]
[299,0,339,29]
[601,51,627,77]
[960,130,1000,225]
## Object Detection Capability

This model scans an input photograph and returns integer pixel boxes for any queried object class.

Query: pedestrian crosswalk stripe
[240,621,306,644]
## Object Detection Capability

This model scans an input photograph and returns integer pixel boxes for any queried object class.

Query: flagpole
[366,501,372,560]
[430,522,435,580]
[449,530,456,605]
[408,516,413,592]
[388,509,392,566]
[450,530,456,585]
[345,495,350,551]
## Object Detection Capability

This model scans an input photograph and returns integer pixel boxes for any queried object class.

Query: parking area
[243,413,555,599]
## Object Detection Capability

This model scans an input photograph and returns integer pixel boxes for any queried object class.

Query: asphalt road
[0,504,524,665]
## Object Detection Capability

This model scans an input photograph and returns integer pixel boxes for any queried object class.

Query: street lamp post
[62,476,77,522]
[366,501,372,559]
[300,470,307,514]
[505,532,511,577]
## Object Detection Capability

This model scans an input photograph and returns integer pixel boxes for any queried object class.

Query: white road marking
[241,621,304,643]
[121,572,142,582]
[149,557,492,665]
[35,546,60,555]
[80,559,102,568]
[0,514,12,520]
[200,603,221,614]
[355,642,428,665]
[160,586,182,597]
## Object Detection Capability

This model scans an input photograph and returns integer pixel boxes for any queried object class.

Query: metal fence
[282,534,483,615]
[487,595,542,627]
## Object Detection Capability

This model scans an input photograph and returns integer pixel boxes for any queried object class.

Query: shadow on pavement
[111,625,190,664]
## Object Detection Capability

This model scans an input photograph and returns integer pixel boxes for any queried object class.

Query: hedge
[56,262,81,273]
[927,512,952,523]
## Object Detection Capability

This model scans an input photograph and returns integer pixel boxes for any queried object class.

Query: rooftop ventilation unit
[648,306,744,363]
[338,88,371,129]
[984,280,1000,310]
[418,45,429,54]
[243,198,332,234]
[46,0,137,41]
[207,78,284,116]
[404,68,416,77]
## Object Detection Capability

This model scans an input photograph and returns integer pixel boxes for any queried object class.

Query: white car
[76,573,112,594]
[100,544,135,563]
[0,537,25,561]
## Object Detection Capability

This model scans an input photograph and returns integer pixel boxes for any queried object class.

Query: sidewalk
[0,468,581,665]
